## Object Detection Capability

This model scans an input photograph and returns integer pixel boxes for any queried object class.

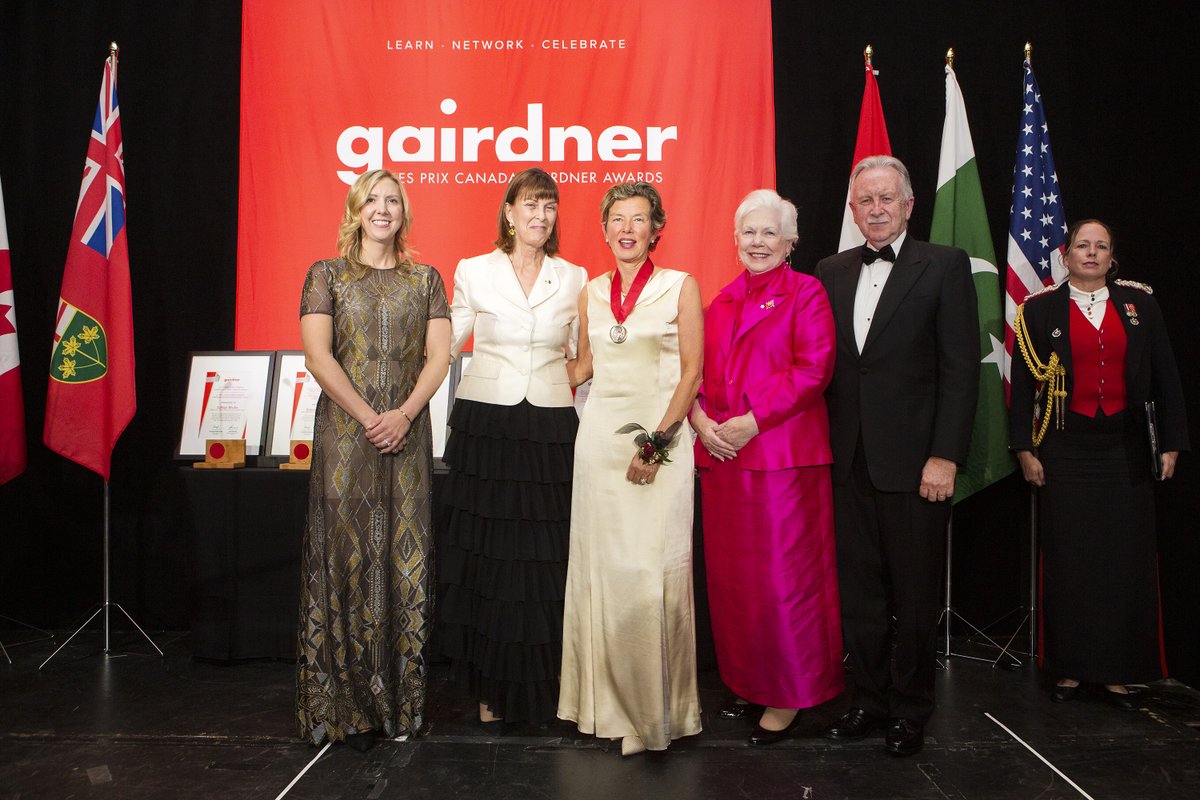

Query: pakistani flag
[930,63,1014,503]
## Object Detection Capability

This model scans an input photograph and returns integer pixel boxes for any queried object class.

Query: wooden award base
[194,439,246,469]
[279,439,313,470]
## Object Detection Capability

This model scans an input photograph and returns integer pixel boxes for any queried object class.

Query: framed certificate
[177,351,275,458]
[264,351,323,458]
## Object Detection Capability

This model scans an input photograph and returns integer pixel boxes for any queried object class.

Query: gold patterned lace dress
[296,258,449,744]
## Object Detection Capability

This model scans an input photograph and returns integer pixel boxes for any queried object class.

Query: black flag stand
[39,480,163,669]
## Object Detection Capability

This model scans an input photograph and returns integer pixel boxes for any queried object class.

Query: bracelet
[398,408,412,423]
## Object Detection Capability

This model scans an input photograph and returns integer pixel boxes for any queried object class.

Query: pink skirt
[700,463,844,708]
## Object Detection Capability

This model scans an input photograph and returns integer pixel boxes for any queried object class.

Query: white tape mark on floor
[274,741,332,800]
[985,712,1095,800]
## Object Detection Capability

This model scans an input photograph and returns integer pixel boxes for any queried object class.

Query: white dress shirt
[853,231,907,352]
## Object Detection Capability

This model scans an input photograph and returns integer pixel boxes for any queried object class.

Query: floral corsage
[615,421,682,465]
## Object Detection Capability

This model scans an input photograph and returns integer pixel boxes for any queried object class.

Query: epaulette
[1113,278,1153,295]
[1022,283,1059,303]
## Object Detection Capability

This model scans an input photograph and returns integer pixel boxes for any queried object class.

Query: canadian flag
[0,174,27,485]
[837,51,893,251]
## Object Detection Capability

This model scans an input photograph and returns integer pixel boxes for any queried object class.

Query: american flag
[1003,58,1067,387]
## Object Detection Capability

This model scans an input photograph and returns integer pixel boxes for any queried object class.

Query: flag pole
[40,481,163,667]
[933,49,1023,666]
[104,479,111,652]
[1023,39,1038,662]
[863,43,873,67]
[39,41,161,669]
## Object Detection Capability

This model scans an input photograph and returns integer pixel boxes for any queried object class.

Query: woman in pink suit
[691,189,843,746]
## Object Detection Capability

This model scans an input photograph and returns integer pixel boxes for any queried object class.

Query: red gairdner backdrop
[236,0,775,349]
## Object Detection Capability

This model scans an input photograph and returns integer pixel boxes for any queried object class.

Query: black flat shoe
[1104,688,1137,711]
[718,701,764,720]
[479,719,507,735]
[748,713,802,746]
[824,708,883,741]
[345,730,377,752]
[1051,683,1080,703]
[883,718,924,757]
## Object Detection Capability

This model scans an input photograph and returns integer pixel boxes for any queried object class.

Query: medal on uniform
[609,258,654,345]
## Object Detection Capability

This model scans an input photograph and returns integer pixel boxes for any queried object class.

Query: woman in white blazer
[438,168,589,730]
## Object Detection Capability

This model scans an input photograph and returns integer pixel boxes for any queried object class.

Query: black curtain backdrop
[1,2,1196,684]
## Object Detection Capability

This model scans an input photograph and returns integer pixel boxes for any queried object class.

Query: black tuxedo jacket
[1009,280,1189,453]
[815,237,980,491]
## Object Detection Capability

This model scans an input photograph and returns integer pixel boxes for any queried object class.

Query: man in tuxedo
[814,155,979,756]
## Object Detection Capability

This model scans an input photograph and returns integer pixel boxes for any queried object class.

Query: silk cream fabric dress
[558,268,702,751]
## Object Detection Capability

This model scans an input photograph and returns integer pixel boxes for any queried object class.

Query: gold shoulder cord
[1013,303,1067,446]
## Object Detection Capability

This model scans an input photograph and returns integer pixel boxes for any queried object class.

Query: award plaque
[177,352,275,459]
[279,439,313,470]
[265,352,322,459]
[193,438,246,469]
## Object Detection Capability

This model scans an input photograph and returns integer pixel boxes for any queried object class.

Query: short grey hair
[850,155,913,202]
[733,189,799,246]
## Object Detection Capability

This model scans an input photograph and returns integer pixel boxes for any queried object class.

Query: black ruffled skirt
[438,398,577,723]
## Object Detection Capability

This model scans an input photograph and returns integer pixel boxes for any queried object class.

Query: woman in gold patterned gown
[296,169,451,751]
[557,182,704,756]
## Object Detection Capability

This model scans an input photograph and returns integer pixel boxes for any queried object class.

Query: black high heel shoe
[1103,687,1137,711]
[345,730,378,752]
[748,712,802,746]
[1051,682,1080,703]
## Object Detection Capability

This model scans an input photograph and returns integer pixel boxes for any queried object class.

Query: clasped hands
[695,412,758,462]
[365,408,411,454]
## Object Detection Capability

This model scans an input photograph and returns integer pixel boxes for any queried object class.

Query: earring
[507,224,516,236]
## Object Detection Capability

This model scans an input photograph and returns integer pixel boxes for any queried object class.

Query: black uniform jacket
[1009,280,1188,453]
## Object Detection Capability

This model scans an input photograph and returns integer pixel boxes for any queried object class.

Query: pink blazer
[695,265,835,471]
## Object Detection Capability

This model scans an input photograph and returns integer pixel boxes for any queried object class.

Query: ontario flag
[1,174,27,485]
[838,48,892,251]
[43,48,136,480]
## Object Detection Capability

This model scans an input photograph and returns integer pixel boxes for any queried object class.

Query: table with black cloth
[181,467,311,661]
[181,466,714,666]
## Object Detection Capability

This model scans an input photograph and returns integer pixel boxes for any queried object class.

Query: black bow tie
[862,244,896,264]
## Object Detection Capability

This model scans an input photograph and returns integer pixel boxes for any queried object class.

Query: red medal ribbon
[610,258,655,324]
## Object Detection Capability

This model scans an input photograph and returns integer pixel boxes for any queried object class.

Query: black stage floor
[2,629,1199,800]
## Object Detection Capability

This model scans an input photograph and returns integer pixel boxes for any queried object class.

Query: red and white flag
[43,48,136,480]
[0,174,27,485]
[838,50,893,251]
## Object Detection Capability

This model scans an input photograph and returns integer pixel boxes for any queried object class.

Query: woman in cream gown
[558,182,704,756]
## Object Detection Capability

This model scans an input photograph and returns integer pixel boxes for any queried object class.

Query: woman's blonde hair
[337,169,414,279]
